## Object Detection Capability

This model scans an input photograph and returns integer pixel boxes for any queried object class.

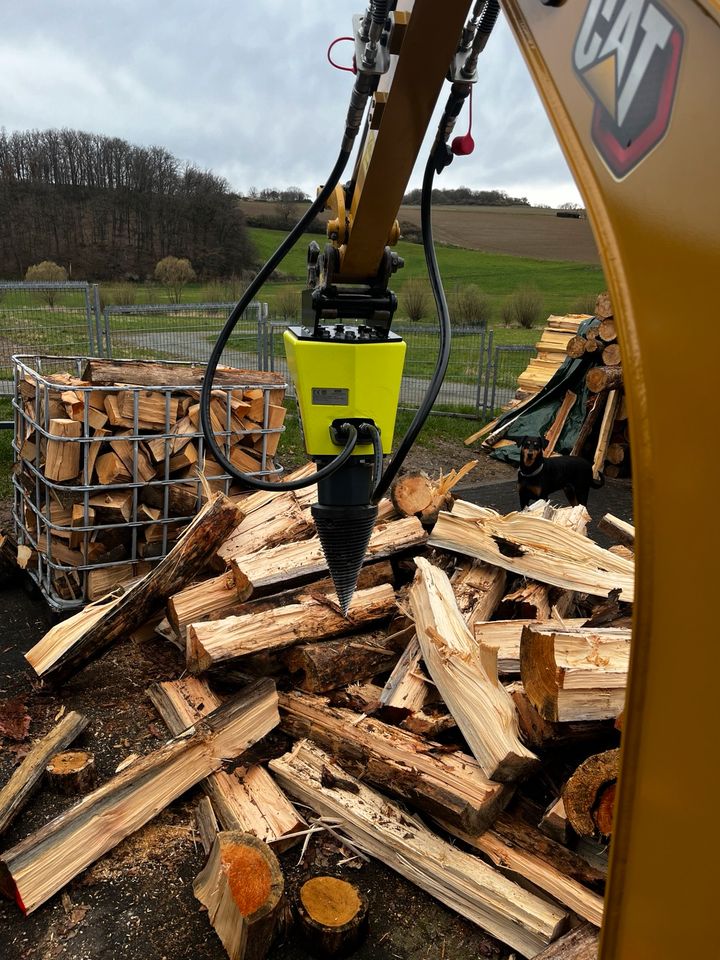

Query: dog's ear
[517,436,528,446]
[541,437,549,450]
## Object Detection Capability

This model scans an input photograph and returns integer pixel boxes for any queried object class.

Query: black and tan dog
[517,436,603,508]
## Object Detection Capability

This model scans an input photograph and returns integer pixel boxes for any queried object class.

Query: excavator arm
[203,6,720,954]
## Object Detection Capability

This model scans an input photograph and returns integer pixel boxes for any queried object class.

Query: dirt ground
[239,200,600,264]
[0,444,632,960]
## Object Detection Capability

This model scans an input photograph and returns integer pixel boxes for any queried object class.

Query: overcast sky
[1,1,583,207]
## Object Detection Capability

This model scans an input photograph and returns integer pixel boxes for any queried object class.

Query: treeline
[244,187,310,202]
[402,187,530,206]
[0,129,254,279]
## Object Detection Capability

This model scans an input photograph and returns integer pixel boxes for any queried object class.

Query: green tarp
[490,317,601,465]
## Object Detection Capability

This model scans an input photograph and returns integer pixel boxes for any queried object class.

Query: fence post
[489,345,500,414]
[104,307,113,359]
[475,326,486,413]
[92,284,103,357]
[84,284,95,355]
[482,329,494,417]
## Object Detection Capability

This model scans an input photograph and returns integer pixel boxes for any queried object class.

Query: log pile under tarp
[468,293,632,484]
[3,473,635,957]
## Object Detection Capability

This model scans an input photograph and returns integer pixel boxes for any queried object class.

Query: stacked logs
[565,293,630,480]
[4,473,635,959]
[12,358,287,604]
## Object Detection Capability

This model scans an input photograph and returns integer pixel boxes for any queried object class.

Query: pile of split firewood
[0,466,635,960]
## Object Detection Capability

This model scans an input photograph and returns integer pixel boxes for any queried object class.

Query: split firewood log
[410,558,539,782]
[193,831,284,960]
[278,689,510,833]
[295,876,369,957]
[25,493,242,683]
[520,624,629,722]
[563,748,620,840]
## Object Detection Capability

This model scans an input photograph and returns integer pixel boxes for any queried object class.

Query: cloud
[0,1,582,206]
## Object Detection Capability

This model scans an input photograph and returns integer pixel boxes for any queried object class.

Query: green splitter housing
[284,326,406,456]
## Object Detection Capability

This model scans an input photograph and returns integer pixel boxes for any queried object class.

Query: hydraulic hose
[200,148,357,491]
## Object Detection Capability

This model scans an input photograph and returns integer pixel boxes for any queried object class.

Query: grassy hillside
[248,227,605,320]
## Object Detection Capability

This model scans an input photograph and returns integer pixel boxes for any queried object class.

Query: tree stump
[194,831,284,960]
[296,876,368,957]
[45,751,96,795]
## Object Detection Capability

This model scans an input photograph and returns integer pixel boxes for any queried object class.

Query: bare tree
[154,256,196,303]
[25,260,68,307]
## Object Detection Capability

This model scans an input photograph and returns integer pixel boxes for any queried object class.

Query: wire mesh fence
[0,282,97,391]
[103,301,268,367]
[0,282,538,421]
[266,321,534,417]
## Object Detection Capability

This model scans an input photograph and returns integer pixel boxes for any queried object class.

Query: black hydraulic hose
[365,423,384,490]
[372,149,451,502]
[200,149,361,492]
[478,0,500,35]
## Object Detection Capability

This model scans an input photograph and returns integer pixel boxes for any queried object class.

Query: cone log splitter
[200,0,496,613]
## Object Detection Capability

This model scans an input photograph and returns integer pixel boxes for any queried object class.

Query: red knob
[451,132,475,156]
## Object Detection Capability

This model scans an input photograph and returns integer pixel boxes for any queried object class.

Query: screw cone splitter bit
[312,500,378,616]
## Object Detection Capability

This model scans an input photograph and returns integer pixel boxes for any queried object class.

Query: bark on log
[187,584,397,673]
[193,831,284,960]
[520,625,629,722]
[141,482,199,518]
[83,359,284,389]
[270,741,567,958]
[148,677,304,850]
[429,507,635,602]
[296,876,368,958]
[196,796,220,856]
[570,395,603,458]
[506,683,617,752]
[586,365,624,394]
[278,690,510,834]
[45,751,96,795]
[441,812,605,926]
[601,343,621,366]
[283,626,411,693]
[26,493,243,683]
[597,514,635,547]
[563,748,620,840]
[0,680,278,914]
[410,558,539,782]
[0,711,88,836]
[533,924,599,960]
[565,336,588,359]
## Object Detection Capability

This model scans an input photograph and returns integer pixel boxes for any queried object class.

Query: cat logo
[574,0,683,178]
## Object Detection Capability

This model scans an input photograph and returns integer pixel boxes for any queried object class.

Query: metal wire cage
[11,355,288,610]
